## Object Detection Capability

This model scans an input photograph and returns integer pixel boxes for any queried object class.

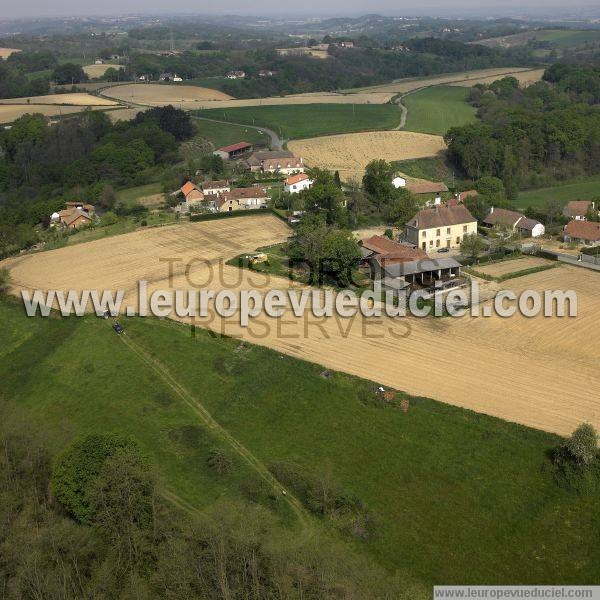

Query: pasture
[471,256,555,279]
[2,214,600,437]
[190,120,268,150]
[403,85,476,135]
[2,243,600,585]
[82,63,113,78]
[195,104,401,139]
[101,83,233,105]
[516,176,600,209]
[289,130,446,180]
[116,182,164,209]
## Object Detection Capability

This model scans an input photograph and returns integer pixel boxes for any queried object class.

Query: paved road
[541,249,600,271]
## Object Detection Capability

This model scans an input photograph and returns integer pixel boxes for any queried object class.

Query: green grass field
[535,29,600,49]
[1,295,598,586]
[403,86,477,136]
[516,176,600,209]
[194,103,401,140]
[191,118,268,149]
[393,156,462,187]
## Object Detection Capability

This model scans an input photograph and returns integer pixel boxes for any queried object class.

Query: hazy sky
[2,0,599,19]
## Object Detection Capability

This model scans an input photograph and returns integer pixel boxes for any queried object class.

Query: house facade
[261,157,305,175]
[483,207,545,238]
[222,187,269,210]
[201,180,230,196]
[403,205,477,251]
[285,173,313,194]
[564,220,600,245]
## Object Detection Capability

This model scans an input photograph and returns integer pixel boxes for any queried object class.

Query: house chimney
[490,206,494,213]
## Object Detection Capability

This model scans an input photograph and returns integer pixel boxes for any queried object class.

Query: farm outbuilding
[214,142,253,160]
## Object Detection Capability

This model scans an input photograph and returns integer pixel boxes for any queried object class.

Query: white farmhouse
[392,176,406,188]
[285,173,313,194]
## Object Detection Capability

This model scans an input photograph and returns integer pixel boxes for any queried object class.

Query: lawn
[516,175,600,209]
[116,182,163,208]
[190,119,268,150]
[0,296,599,587]
[403,85,477,136]
[194,103,401,140]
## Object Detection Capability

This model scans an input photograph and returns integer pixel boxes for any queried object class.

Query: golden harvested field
[106,107,147,122]
[102,83,233,105]
[475,256,553,278]
[102,85,393,109]
[345,67,542,95]
[289,131,446,180]
[448,68,545,88]
[2,215,599,436]
[82,64,113,78]
[0,93,118,106]
[0,48,21,59]
[0,104,114,124]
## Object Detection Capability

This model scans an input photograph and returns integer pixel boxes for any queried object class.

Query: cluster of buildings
[176,180,269,214]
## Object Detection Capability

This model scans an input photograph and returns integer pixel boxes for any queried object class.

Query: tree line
[445,63,600,197]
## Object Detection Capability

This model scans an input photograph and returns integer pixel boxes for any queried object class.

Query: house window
[436,239,440,247]
[421,231,426,237]
[429,240,433,247]
[456,237,460,244]
[463,225,468,233]
[436,229,441,236]
[446,227,451,234]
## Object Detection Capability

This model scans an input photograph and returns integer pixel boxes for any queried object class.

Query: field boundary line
[118,332,313,531]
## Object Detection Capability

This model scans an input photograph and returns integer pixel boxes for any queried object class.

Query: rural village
[0,10,600,599]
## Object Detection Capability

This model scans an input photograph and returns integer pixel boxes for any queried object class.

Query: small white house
[285,173,313,194]
[392,176,406,188]
[173,75,183,82]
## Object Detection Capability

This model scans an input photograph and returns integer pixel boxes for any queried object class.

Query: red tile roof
[226,187,268,200]
[407,205,476,229]
[483,208,525,227]
[285,173,310,185]
[217,142,252,153]
[362,235,428,265]
[406,181,449,195]
[564,220,600,242]
[564,200,592,218]
[180,181,198,197]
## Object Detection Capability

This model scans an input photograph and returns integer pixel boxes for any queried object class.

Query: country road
[192,115,283,150]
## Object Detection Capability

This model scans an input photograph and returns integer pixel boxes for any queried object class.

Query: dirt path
[118,331,312,530]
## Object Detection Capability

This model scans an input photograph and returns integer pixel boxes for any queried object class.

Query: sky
[1,0,599,19]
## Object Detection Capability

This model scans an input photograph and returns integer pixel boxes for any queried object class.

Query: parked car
[437,247,450,253]
[112,322,124,334]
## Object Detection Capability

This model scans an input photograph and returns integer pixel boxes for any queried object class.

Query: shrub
[51,433,141,524]
[207,449,233,475]
[565,423,598,466]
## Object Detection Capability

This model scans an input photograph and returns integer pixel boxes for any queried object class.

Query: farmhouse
[53,202,95,229]
[403,204,477,251]
[361,235,463,292]
[202,180,230,196]
[563,220,600,245]
[563,200,596,221]
[179,181,204,207]
[225,71,245,79]
[261,156,305,175]
[392,175,406,188]
[406,181,449,195]
[247,150,294,172]
[224,187,269,210]
[483,207,545,238]
[285,173,313,194]
[216,196,240,213]
[214,142,253,160]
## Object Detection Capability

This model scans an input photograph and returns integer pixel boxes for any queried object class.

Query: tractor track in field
[117,331,313,531]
